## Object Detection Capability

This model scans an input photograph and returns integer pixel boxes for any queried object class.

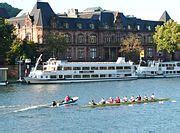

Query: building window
[77,23,82,29]
[64,33,71,43]
[89,23,95,29]
[104,24,109,29]
[147,36,153,43]
[90,48,97,59]
[77,48,85,59]
[147,26,151,31]
[89,35,97,44]
[25,33,31,41]
[63,23,69,29]
[77,34,84,44]
[147,47,153,57]
[137,25,140,30]
[66,48,72,59]
[128,25,131,30]
[104,36,111,43]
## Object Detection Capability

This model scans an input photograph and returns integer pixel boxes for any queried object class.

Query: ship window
[91,67,98,70]
[82,75,90,78]
[59,75,63,79]
[73,75,81,78]
[108,74,112,77]
[57,66,62,70]
[108,67,115,70]
[91,74,99,78]
[100,67,107,70]
[162,64,165,67]
[41,76,43,78]
[43,67,47,71]
[125,74,131,76]
[177,71,180,74]
[73,67,81,70]
[50,75,57,79]
[82,67,90,70]
[177,63,180,67]
[64,67,72,70]
[116,66,123,70]
[64,75,72,78]
[124,66,131,69]
[46,76,48,78]
[100,74,106,77]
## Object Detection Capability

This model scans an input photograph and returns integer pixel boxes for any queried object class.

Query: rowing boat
[82,98,170,108]
[52,97,79,107]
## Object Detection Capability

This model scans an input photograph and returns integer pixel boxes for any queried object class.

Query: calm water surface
[0,78,180,133]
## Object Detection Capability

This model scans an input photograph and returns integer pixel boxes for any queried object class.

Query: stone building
[8,1,174,62]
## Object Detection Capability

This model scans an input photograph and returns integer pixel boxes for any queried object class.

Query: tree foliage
[120,33,143,62]
[7,39,38,64]
[45,34,68,58]
[0,17,16,64]
[0,3,21,18]
[153,19,179,60]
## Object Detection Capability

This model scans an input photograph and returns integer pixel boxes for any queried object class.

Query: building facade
[8,1,174,62]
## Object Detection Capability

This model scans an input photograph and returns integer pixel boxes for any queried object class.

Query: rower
[52,101,57,107]
[150,93,155,100]
[89,100,97,105]
[130,95,135,102]
[99,98,106,104]
[143,95,148,101]
[115,96,120,103]
[137,95,141,101]
[123,96,128,102]
[107,97,114,104]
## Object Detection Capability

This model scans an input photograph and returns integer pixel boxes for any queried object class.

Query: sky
[1,0,180,22]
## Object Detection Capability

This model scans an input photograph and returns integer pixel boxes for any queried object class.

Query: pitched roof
[30,2,55,27]
[159,11,171,22]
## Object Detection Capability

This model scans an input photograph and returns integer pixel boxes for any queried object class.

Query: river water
[0,78,179,133]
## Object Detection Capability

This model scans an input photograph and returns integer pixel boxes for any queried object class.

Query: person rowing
[65,95,73,102]
[115,96,120,103]
[150,93,155,100]
[130,95,135,102]
[89,100,97,105]
[123,96,128,102]
[52,101,57,107]
[143,95,148,101]
[106,97,114,104]
[137,95,141,101]
[99,98,106,104]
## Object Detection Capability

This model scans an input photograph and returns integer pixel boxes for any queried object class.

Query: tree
[7,39,38,64]
[120,33,143,63]
[153,19,179,60]
[0,17,16,64]
[45,34,68,58]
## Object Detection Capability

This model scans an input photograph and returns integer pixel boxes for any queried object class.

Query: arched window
[89,35,97,44]
[78,34,84,44]
[77,23,82,29]
[89,23,95,29]
[147,35,153,43]
[63,23,69,29]
[64,33,71,43]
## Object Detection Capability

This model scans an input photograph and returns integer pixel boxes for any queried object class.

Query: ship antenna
[34,54,43,72]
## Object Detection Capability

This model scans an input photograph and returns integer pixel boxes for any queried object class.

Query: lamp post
[17,60,23,82]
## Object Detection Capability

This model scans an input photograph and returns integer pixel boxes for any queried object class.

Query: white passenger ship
[136,61,180,78]
[24,55,137,84]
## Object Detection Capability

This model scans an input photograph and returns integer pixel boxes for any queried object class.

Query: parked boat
[82,98,170,108]
[24,55,137,84]
[136,61,180,78]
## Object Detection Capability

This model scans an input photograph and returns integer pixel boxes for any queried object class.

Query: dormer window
[63,23,69,29]
[128,25,131,30]
[89,23,95,29]
[104,24,109,29]
[147,26,151,31]
[77,23,82,29]
[137,25,140,30]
